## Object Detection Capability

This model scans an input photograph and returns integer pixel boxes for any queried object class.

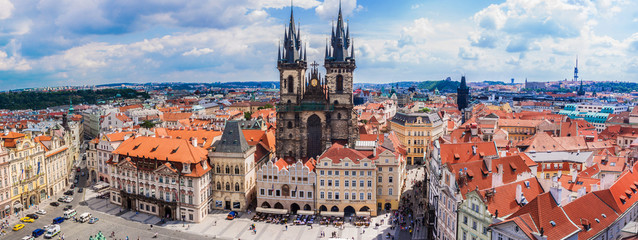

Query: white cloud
[0,50,31,71]
[0,0,14,20]
[182,47,214,56]
[315,0,361,20]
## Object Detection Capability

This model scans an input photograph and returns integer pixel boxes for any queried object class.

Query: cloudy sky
[0,0,637,90]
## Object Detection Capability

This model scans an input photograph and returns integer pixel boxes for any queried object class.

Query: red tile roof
[562,192,619,240]
[440,142,498,165]
[480,177,544,218]
[113,136,208,164]
[319,143,368,164]
[508,192,580,240]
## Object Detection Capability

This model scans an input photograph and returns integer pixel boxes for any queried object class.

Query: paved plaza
[2,162,427,240]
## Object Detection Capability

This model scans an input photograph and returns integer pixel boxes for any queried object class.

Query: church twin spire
[279,2,306,64]
[279,1,354,64]
[325,1,354,62]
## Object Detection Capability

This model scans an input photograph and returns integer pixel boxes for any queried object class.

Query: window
[351,180,356,187]
[320,170,324,175]
[378,176,383,182]
[276,190,281,196]
[352,192,356,200]
[345,192,349,199]
[335,192,340,200]
[328,180,332,186]
[345,181,349,187]
[225,183,230,191]
[320,192,325,199]
[389,176,393,183]
[328,171,332,176]
[368,192,372,200]
[344,171,349,176]
[360,181,364,187]
[378,167,383,172]
[389,188,393,195]
[360,193,364,200]
[335,171,339,176]
[389,167,393,172]
[260,189,265,195]
[300,191,304,198]
[235,183,240,191]
[335,180,340,187]
[336,75,343,92]
[307,192,312,198]
[463,216,468,224]
[472,220,477,230]
[320,180,325,186]
[367,181,372,187]
[368,171,372,176]
[378,188,382,195]
[352,171,356,176]
[235,166,240,175]
[328,192,332,199]
[225,166,230,174]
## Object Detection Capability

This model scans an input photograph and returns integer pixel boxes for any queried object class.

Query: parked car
[49,202,59,207]
[78,188,83,193]
[64,190,74,196]
[63,205,73,211]
[43,225,60,238]
[227,211,238,220]
[52,217,65,224]
[70,184,76,189]
[36,209,47,215]
[13,223,25,231]
[20,217,34,223]
[26,213,39,219]
[88,217,99,224]
[32,228,45,237]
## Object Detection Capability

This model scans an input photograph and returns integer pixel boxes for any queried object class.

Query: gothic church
[275,4,358,159]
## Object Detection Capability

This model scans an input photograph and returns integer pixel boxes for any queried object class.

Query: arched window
[334,100,339,105]
[216,182,221,190]
[216,165,220,173]
[337,113,342,119]
[287,76,294,93]
[225,166,230,174]
[287,121,293,129]
[235,183,240,192]
[336,75,344,92]
[225,183,230,191]
[235,166,240,175]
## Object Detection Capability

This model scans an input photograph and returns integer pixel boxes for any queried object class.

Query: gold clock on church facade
[311,78,318,87]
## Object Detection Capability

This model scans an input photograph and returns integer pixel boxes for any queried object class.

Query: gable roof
[480,177,544,218]
[214,121,250,153]
[508,192,580,240]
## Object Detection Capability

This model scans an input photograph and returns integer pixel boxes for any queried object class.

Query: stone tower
[276,3,358,160]
[457,76,469,111]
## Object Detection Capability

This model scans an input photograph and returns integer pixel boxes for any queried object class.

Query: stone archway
[385,203,392,210]
[261,202,271,208]
[359,206,370,212]
[319,205,327,212]
[164,206,173,220]
[344,206,355,217]
[330,206,339,212]
[290,203,300,214]
[274,202,284,209]
[303,204,311,211]
[28,194,38,207]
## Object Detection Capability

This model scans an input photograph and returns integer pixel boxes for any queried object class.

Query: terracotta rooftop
[440,141,498,165]
[113,136,208,164]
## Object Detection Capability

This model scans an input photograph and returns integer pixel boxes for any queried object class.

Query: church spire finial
[350,39,354,59]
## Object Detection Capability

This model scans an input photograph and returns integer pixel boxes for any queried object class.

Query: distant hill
[0,89,149,110]
[417,80,459,92]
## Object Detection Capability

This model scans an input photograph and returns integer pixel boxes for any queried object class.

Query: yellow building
[1,132,46,214]
[373,134,406,211]
[497,119,544,142]
[316,144,378,217]
[390,112,444,165]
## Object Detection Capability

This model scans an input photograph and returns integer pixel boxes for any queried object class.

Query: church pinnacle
[279,1,304,64]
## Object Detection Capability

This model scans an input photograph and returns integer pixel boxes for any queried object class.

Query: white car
[63,197,73,203]
[36,209,47,215]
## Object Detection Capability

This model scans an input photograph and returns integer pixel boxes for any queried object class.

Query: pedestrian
[150,224,153,230]
[285,225,288,231]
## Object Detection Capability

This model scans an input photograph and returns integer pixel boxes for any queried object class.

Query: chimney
[472,145,477,155]
[515,184,523,204]
[123,134,130,141]
[192,137,198,147]
[570,166,577,183]
[549,182,563,206]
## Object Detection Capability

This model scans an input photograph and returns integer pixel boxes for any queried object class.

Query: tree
[244,112,252,120]
[418,108,431,113]
[140,120,155,129]
[257,104,274,110]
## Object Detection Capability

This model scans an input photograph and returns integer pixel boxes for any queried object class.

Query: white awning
[13,203,23,209]
[320,211,344,217]
[3,205,9,210]
[356,211,371,216]
[296,210,314,215]
[256,207,288,214]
